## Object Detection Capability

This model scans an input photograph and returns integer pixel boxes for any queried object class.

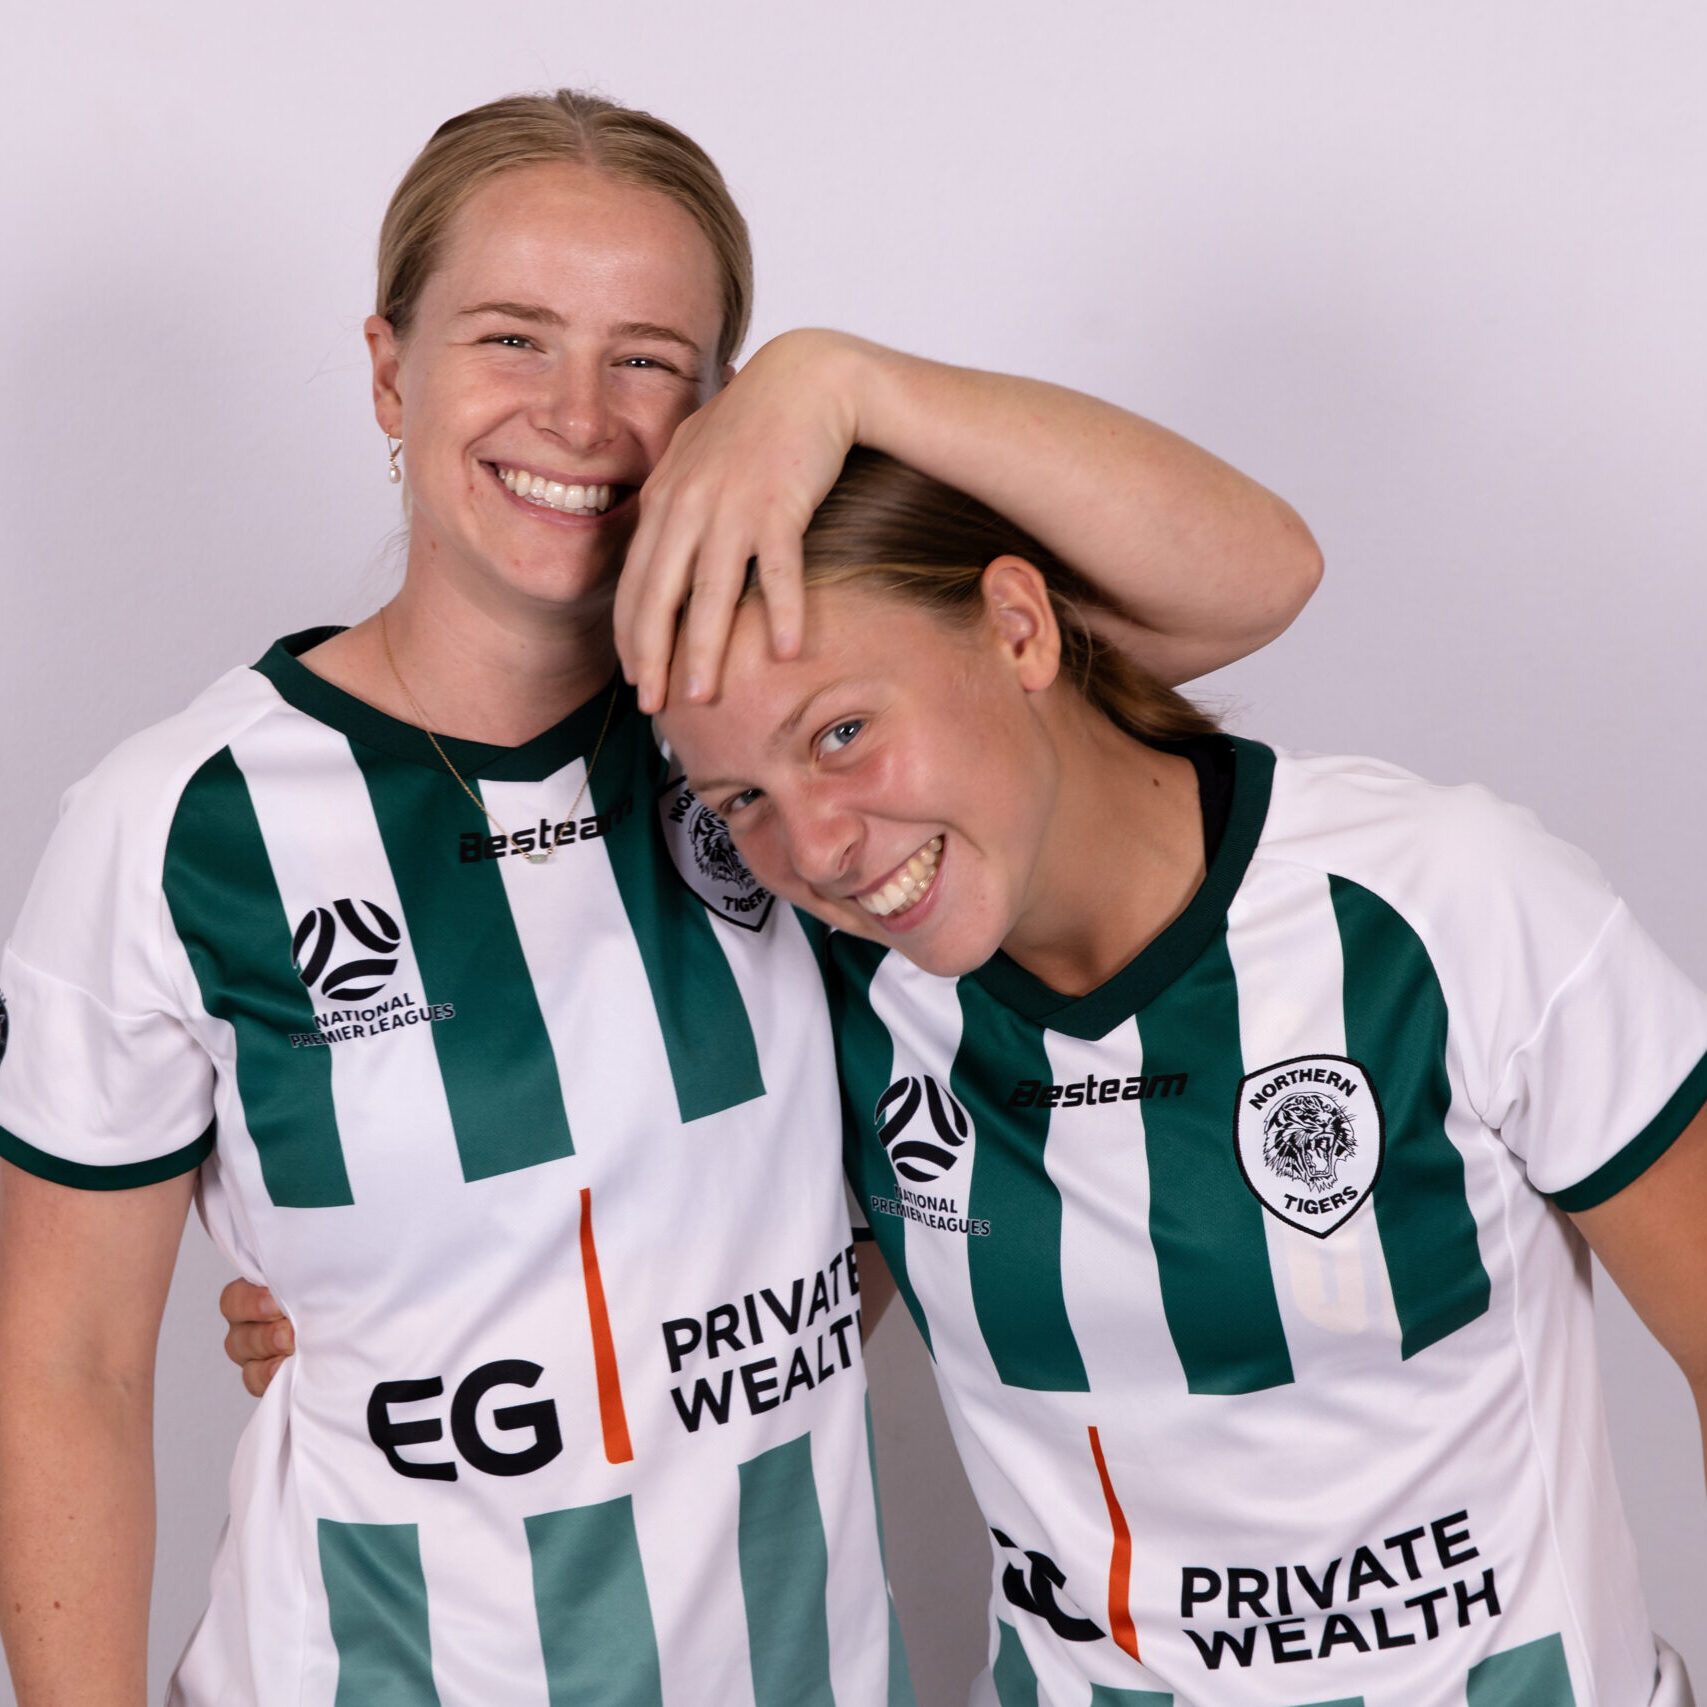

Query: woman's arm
[1570,1104,1707,1489]
[615,328,1323,710]
[0,1161,194,1706]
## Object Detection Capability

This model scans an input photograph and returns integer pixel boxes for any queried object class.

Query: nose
[782,792,862,891]
[534,348,615,454]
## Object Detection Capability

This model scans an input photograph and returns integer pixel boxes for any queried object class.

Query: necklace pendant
[525,850,553,866]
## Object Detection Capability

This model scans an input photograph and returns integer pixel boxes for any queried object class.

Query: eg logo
[292,898,403,1003]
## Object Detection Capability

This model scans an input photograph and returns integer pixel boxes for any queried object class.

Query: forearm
[0,1361,155,1705]
[839,333,1323,683]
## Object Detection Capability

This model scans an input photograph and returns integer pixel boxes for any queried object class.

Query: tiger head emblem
[688,803,750,887]
[1262,1091,1357,1192]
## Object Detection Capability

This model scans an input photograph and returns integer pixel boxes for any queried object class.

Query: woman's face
[368,162,726,621]
[660,572,1066,978]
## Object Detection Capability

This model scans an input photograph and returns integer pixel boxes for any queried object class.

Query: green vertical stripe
[864,1395,920,1707]
[354,749,572,1181]
[991,1622,1039,1707]
[524,1496,663,1707]
[317,1519,440,1707]
[1331,876,1490,1359]
[737,1433,836,1707]
[1139,932,1294,1394]
[1466,1634,1576,1706]
[1088,1688,1173,1706]
[164,748,350,1207]
[593,721,764,1121]
[953,981,1088,1392]
[828,940,930,1353]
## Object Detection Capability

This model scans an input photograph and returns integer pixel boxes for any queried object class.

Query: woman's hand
[615,329,865,713]
[613,327,1322,715]
[220,1278,295,1398]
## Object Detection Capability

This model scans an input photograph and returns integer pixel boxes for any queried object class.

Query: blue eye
[819,720,864,756]
[484,333,533,349]
[722,788,763,814]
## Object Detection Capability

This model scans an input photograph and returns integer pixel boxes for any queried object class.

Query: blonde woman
[657,451,1707,1705]
[0,92,1319,1706]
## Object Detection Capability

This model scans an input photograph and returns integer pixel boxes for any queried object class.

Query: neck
[1001,702,1206,997]
[300,572,617,747]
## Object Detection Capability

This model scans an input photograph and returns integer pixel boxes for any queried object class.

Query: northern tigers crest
[657,777,774,931]
[1235,1054,1384,1236]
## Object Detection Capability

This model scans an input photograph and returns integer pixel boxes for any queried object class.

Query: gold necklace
[379,608,617,867]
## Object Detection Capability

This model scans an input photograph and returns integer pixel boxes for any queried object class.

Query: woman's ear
[365,315,404,437]
[980,556,1062,693]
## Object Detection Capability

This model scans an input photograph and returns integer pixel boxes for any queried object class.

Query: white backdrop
[1,3,1703,1701]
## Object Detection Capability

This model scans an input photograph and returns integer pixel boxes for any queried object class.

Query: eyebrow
[684,685,843,797]
[457,302,703,354]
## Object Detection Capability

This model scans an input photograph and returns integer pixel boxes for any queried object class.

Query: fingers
[243,1355,286,1399]
[756,532,806,661]
[223,1313,295,1372]
[619,493,702,715]
[220,1276,281,1326]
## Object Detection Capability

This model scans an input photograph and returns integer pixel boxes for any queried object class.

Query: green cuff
[0,1120,215,1190]
[1551,1049,1707,1213]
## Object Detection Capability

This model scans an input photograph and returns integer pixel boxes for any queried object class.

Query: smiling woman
[0,87,1322,1707]
[659,450,1707,1705]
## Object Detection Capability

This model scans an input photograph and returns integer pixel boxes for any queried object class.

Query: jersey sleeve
[0,757,215,1188]
[1489,896,1707,1210]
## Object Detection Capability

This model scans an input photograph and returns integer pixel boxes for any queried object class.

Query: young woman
[0,92,1320,1706]
[654,451,1707,1706]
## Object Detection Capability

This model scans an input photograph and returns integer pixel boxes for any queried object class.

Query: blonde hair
[377,90,752,365]
[772,450,1220,746]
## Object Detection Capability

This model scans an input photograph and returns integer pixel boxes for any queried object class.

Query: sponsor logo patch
[1235,1053,1383,1237]
[657,779,774,931]
[292,898,402,1001]
[991,1529,1104,1643]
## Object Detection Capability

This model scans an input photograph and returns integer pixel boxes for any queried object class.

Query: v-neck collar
[253,628,635,783]
[966,735,1275,1040]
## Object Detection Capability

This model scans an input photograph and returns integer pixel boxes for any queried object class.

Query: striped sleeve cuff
[1550,1050,1707,1213]
[0,1120,214,1191]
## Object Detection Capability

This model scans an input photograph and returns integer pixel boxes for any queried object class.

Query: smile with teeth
[497,466,616,515]
[856,837,943,919]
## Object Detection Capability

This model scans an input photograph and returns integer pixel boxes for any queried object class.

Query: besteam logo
[292,899,402,1001]
[875,1075,968,1183]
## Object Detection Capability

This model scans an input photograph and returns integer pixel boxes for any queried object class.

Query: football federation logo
[657,778,774,932]
[875,1075,969,1183]
[1235,1054,1383,1237]
[292,898,403,1003]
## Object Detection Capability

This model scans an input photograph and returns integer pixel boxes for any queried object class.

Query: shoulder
[1257,748,1613,930]
[9,665,286,960]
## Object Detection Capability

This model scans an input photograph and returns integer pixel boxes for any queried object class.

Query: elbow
[1261,501,1324,642]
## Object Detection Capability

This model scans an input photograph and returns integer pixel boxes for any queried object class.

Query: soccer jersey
[0,630,912,1707]
[833,737,1707,1707]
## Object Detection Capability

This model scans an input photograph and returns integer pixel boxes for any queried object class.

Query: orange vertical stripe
[1088,1425,1140,1661]
[579,1187,634,1464]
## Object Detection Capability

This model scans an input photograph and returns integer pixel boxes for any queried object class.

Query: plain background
[2,3,1703,1699]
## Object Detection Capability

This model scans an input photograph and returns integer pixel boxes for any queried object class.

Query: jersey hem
[1551,1048,1707,1211]
[0,1119,214,1190]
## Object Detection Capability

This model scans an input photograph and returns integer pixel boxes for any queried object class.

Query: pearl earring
[386,436,402,485]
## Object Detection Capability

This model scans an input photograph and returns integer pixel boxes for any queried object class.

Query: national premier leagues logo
[292,898,403,1002]
[875,1075,969,1184]
[1235,1054,1384,1236]
[657,778,774,932]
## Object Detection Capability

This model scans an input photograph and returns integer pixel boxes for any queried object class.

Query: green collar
[253,628,635,783]
[967,735,1276,1039]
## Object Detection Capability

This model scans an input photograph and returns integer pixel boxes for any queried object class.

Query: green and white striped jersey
[834,738,1707,1707]
[0,631,911,1707]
